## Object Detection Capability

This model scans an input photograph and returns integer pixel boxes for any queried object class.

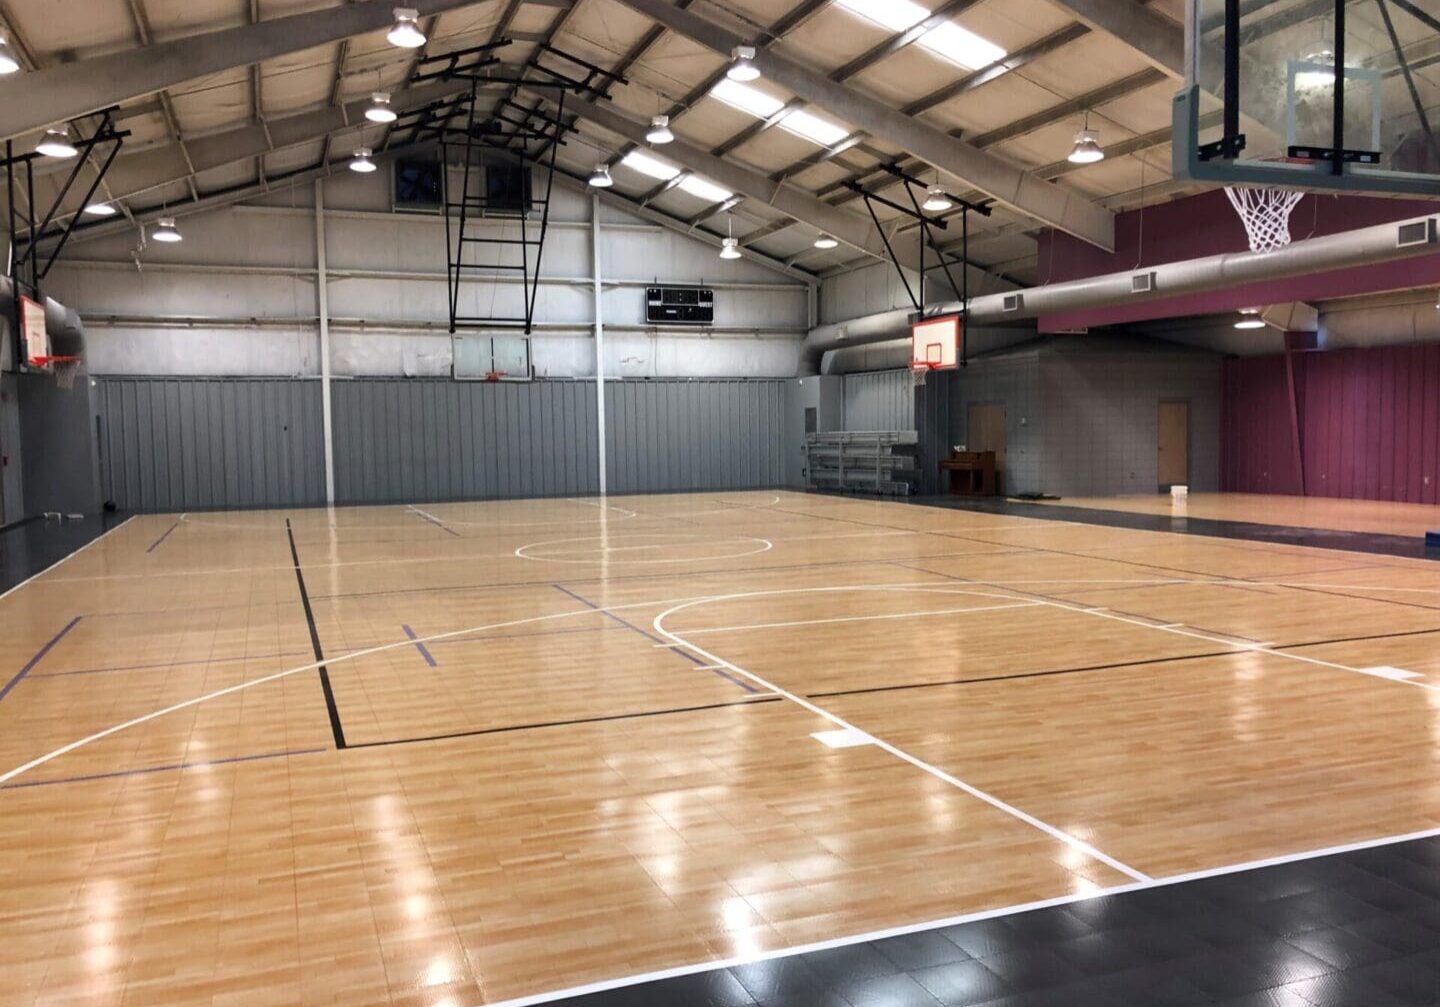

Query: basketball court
[3,0,1440,1004]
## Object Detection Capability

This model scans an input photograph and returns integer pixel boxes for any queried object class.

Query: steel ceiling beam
[28,81,473,222]
[530,89,1000,295]
[1041,0,1184,76]
[0,0,487,141]
[611,0,1115,250]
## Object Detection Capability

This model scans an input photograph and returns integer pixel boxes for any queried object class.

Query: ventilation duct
[801,214,1440,374]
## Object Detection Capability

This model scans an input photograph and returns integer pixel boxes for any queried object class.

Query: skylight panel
[780,109,849,147]
[710,78,785,118]
[833,0,1007,71]
[621,150,680,181]
[677,175,733,203]
[917,21,1007,69]
[833,0,928,32]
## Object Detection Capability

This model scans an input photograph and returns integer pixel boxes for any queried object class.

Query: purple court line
[32,649,312,678]
[146,521,181,554]
[402,624,438,667]
[552,583,759,694]
[409,508,461,537]
[0,616,82,704]
[0,747,327,790]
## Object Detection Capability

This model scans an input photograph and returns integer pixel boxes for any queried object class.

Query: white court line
[675,601,1042,637]
[0,582,1025,787]
[650,585,1150,884]
[515,534,774,564]
[0,515,136,604]
[475,821,1440,1007]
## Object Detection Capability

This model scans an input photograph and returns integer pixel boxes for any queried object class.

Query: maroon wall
[1223,343,1440,503]
[1037,191,1440,333]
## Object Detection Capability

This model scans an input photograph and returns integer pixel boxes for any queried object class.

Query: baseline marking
[0,616,82,704]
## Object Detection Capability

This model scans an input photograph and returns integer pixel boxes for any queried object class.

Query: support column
[592,193,607,497]
[315,178,335,505]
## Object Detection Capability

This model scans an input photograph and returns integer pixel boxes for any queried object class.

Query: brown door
[968,403,1006,494]
[1157,401,1189,489]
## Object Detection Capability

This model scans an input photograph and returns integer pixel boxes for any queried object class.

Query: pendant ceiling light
[588,163,613,188]
[365,91,397,123]
[646,115,674,145]
[386,7,426,48]
[727,45,760,82]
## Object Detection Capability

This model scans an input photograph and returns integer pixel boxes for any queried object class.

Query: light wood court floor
[4,490,1440,1006]
[1036,491,1440,538]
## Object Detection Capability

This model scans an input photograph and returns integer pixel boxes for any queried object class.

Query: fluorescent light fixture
[365,91,397,123]
[727,45,760,82]
[152,217,182,243]
[814,234,838,249]
[710,78,784,118]
[386,7,426,48]
[588,163,614,188]
[82,202,118,217]
[1067,127,1104,164]
[35,128,77,158]
[833,0,1005,68]
[646,115,674,145]
[780,109,849,147]
[350,148,377,173]
[922,185,953,213]
[621,150,679,181]
[677,175,732,203]
[1235,308,1265,330]
[720,236,742,259]
[0,36,19,74]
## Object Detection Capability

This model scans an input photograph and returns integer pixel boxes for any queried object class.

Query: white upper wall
[48,166,812,379]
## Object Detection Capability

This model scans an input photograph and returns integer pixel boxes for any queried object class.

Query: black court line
[552,583,760,694]
[808,648,1244,699]
[1274,625,1440,652]
[345,695,783,750]
[286,519,346,749]
[145,520,181,554]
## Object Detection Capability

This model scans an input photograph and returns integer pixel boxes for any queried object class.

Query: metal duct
[802,213,1440,374]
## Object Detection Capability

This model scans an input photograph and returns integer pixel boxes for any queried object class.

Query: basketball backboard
[1174,0,1440,196]
[911,315,960,371]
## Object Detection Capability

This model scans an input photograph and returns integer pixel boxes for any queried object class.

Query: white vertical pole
[591,193,607,497]
[315,178,335,505]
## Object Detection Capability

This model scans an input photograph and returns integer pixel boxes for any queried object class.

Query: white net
[54,361,80,390]
[910,364,929,386]
[1225,187,1305,253]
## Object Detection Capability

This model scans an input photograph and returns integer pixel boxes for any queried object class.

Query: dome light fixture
[152,217,182,243]
[719,236,742,260]
[922,184,953,213]
[813,234,838,249]
[588,163,614,188]
[386,7,426,49]
[365,91,397,123]
[349,147,378,173]
[82,202,118,217]
[1234,307,1266,330]
[0,35,20,75]
[727,45,760,82]
[646,115,674,145]
[35,127,78,159]
[1067,112,1105,164]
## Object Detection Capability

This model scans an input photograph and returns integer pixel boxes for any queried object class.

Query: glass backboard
[1175,0,1440,195]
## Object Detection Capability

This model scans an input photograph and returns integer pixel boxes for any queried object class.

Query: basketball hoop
[1225,186,1305,253]
[910,361,937,386]
[32,354,82,390]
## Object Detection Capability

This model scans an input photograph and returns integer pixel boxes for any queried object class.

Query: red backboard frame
[911,315,960,371]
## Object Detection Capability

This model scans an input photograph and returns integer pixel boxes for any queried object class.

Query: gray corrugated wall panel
[94,377,325,511]
[844,370,913,432]
[604,379,786,494]
[913,370,955,495]
[330,378,600,504]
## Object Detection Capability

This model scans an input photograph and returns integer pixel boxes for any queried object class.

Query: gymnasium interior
[3,0,1440,1005]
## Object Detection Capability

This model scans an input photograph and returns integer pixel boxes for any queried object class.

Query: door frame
[1157,398,1191,491]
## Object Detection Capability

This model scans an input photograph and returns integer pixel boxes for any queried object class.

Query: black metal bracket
[5,108,128,361]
